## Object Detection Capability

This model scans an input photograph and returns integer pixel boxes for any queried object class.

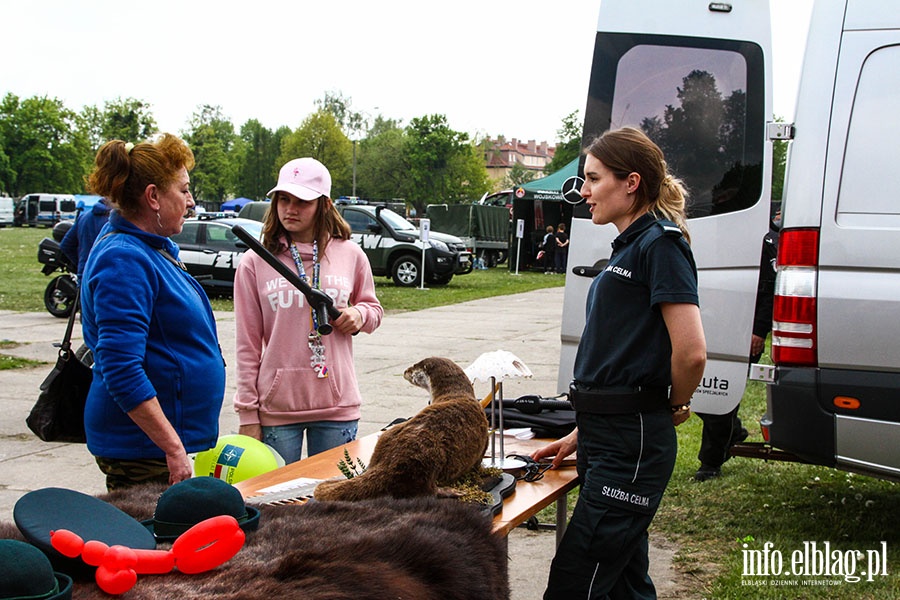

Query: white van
[14,193,77,227]
[0,197,13,227]
[559,0,899,480]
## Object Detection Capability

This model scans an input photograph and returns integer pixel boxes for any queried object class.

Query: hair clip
[124,142,135,154]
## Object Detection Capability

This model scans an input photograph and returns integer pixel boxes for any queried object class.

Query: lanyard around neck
[288,240,321,330]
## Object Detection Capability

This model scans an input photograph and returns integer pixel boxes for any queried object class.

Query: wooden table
[235,432,579,545]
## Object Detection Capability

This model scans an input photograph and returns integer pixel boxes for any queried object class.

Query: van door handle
[572,259,609,278]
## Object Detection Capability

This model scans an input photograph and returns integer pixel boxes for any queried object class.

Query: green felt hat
[142,477,260,541]
[0,539,72,600]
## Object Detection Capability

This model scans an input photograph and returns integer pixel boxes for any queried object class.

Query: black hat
[142,477,260,541]
[14,488,157,579]
[0,539,73,599]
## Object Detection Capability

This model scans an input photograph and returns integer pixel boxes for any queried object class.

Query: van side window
[837,45,900,226]
[580,34,765,220]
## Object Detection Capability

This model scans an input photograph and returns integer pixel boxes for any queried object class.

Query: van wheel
[391,255,421,287]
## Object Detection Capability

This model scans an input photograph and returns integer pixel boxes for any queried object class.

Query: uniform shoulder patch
[654,220,683,238]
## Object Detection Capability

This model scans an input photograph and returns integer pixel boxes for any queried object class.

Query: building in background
[484,138,555,184]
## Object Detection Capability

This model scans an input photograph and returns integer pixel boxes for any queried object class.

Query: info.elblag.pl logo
[740,539,889,588]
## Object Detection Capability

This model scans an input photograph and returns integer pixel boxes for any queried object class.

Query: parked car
[336,202,472,287]
[169,215,263,294]
[237,200,271,222]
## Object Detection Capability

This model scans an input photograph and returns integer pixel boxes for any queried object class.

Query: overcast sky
[2,1,812,144]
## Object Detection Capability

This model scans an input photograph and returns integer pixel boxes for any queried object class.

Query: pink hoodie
[233,238,383,426]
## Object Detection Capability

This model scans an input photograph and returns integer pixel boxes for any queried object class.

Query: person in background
[233,157,383,464]
[80,135,225,491]
[694,210,780,481]
[531,127,706,599]
[60,197,111,276]
[554,222,569,274]
[540,224,557,273]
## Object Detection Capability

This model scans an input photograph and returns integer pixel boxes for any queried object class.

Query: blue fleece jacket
[80,211,225,459]
[59,198,111,275]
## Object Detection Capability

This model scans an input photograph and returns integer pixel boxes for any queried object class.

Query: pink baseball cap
[267,157,332,201]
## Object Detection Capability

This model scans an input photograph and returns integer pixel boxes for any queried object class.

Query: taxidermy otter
[314,357,489,501]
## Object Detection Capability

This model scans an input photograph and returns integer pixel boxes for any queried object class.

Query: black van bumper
[764,366,900,469]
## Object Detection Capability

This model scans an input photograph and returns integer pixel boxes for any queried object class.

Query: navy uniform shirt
[573,213,699,389]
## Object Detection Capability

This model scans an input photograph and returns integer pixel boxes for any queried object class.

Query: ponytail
[652,173,691,244]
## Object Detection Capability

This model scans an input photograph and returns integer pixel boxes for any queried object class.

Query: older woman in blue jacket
[80,134,225,491]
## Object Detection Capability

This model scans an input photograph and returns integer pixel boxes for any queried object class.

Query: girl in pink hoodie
[233,158,383,463]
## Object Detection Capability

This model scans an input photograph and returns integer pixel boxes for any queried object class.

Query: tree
[183,105,237,205]
[102,97,157,145]
[279,110,352,197]
[0,93,91,196]
[233,119,283,200]
[356,119,406,201]
[78,97,157,154]
[502,162,537,188]
[544,110,583,174]
[401,114,477,215]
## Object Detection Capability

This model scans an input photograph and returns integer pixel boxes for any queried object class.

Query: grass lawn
[0,226,565,314]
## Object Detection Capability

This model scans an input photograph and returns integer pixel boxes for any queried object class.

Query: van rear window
[580,33,765,220]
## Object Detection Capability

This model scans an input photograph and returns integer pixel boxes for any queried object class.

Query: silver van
[558,0,898,480]
[759,0,900,480]
[0,197,13,227]
[14,193,77,227]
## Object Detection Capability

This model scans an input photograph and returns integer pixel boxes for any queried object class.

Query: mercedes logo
[561,175,585,205]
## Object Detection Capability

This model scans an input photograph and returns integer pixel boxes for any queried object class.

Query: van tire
[391,255,421,287]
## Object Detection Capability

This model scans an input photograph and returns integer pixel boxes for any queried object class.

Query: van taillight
[772,228,819,367]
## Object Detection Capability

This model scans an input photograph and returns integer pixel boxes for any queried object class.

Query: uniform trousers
[544,410,676,600]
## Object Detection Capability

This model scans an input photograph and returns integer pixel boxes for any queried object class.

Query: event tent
[220,197,254,212]
[514,157,579,202]
[74,195,104,210]
[508,157,579,271]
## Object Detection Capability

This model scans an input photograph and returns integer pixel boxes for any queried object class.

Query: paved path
[0,286,680,599]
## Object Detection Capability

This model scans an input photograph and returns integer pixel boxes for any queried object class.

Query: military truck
[336,203,472,287]
[425,203,510,268]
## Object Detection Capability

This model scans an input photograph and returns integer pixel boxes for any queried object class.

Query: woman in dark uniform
[532,127,707,599]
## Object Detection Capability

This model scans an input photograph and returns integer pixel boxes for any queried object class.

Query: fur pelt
[3,482,509,599]
[315,357,489,502]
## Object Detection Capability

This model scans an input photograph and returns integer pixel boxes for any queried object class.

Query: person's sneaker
[694,465,722,482]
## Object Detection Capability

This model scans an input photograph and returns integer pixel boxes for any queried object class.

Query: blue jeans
[262,420,358,464]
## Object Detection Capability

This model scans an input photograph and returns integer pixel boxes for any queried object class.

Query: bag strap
[59,285,80,359]
[155,247,188,271]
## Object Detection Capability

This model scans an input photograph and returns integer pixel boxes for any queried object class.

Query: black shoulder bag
[26,287,91,443]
